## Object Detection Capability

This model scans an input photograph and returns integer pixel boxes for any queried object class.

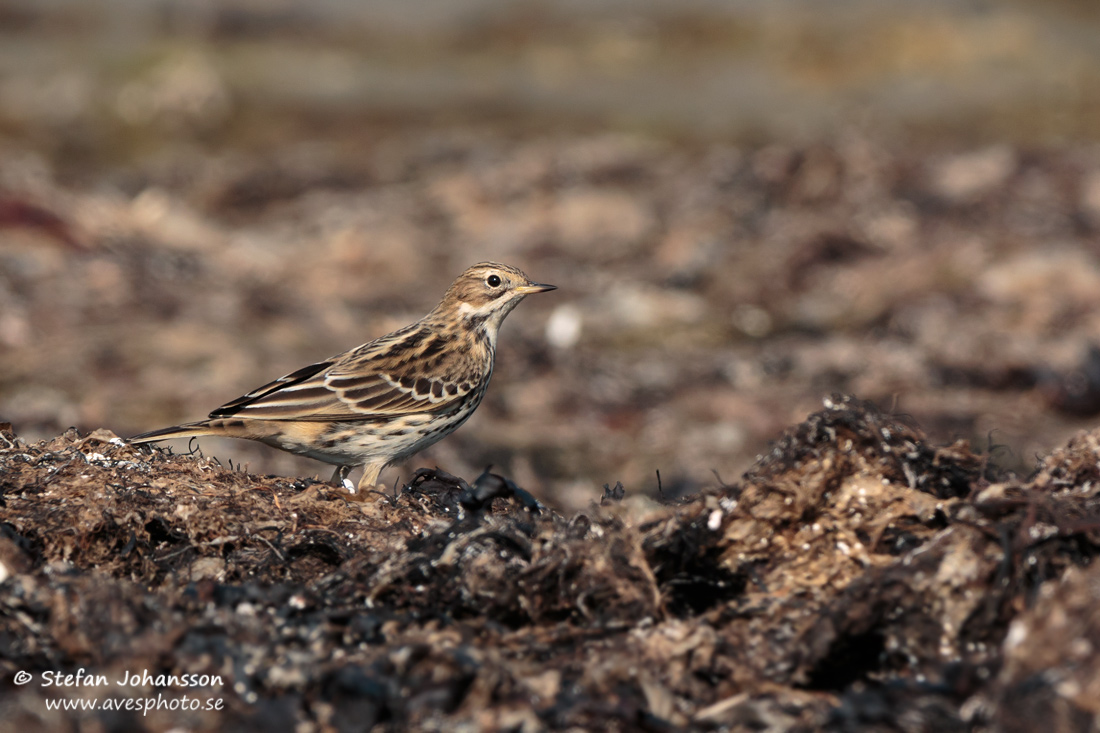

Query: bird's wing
[208,327,483,422]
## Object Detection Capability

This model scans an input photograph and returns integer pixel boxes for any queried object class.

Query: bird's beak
[515,282,557,294]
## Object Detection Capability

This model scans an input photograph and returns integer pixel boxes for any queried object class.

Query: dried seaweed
[3,401,1100,731]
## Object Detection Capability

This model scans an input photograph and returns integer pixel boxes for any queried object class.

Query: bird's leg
[357,463,383,494]
[330,465,352,488]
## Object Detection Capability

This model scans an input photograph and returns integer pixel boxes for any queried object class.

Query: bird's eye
[486,274,502,288]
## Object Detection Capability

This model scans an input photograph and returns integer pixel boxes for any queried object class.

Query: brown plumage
[130,262,555,492]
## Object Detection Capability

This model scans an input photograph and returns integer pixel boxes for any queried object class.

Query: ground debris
[3,399,1100,731]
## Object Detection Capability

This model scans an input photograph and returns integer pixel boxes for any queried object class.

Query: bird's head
[436,262,556,336]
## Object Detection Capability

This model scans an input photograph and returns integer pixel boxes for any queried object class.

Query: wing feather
[206,326,485,422]
[209,360,334,418]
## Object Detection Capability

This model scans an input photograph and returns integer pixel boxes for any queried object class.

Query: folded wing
[208,333,479,422]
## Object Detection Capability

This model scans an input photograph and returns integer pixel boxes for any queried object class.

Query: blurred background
[2,0,1100,510]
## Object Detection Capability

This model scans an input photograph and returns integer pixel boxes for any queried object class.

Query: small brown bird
[131,262,555,492]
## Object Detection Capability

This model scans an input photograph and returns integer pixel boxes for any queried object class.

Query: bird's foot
[324,465,388,503]
[352,481,387,503]
[330,465,355,493]
[351,466,389,502]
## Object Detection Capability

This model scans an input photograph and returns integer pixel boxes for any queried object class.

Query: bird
[130,262,556,493]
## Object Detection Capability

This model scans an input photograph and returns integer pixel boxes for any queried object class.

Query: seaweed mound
[2,396,1100,731]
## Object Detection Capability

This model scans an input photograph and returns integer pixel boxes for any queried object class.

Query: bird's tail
[130,421,223,444]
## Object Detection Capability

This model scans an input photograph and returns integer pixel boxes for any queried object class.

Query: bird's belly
[258,410,476,466]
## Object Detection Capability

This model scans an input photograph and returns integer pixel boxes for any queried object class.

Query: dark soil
[3,395,1100,731]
